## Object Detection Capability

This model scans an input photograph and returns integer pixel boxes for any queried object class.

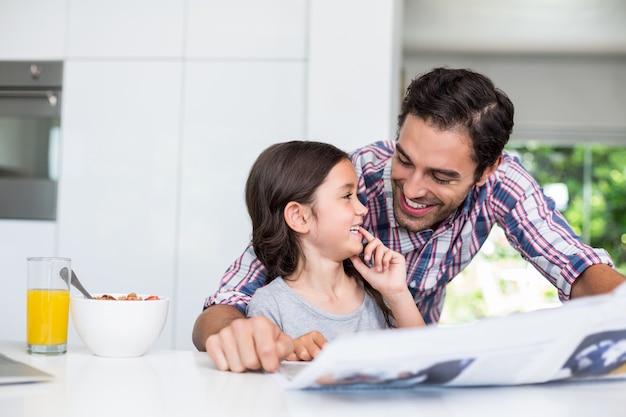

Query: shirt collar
[382,159,397,227]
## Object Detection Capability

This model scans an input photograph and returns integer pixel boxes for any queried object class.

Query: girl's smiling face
[307,159,368,261]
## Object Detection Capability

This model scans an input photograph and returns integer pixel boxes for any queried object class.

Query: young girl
[246,141,425,361]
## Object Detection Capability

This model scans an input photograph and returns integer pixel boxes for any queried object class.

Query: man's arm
[570,264,626,298]
[491,156,621,300]
[192,304,244,351]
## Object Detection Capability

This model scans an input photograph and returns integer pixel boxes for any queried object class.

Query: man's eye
[397,155,412,167]
[433,176,452,185]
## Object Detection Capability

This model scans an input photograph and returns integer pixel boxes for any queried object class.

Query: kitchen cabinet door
[0,0,66,59]
[174,61,305,349]
[58,61,182,348]
[186,0,307,59]
[66,0,184,58]
[0,220,56,343]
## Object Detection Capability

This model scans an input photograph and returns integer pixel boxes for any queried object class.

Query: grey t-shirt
[246,277,390,340]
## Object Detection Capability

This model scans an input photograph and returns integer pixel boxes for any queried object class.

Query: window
[440,142,626,325]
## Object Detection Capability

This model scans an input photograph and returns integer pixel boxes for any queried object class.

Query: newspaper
[273,283,626,390]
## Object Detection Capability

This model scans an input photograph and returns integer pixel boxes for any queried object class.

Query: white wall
[403,54,626,144]
[0,0,402,350]
[401,0,626,144]
[403,0,626,54]
[307,0,403,148]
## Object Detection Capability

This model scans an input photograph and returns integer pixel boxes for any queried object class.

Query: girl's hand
[350,227,408,297]
[350,228,425,328]
[286,330,328,362]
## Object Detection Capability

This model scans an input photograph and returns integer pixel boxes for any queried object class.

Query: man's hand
[286,330,328,362]
[205,315,294,373]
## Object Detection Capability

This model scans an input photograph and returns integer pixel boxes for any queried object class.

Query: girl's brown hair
[245,141,394,326]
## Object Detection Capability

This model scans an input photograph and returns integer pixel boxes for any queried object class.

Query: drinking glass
[26,257,71,355]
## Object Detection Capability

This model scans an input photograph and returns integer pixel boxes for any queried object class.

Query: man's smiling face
[391,115,493,232]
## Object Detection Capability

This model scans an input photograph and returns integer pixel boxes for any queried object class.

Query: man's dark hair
[398,67,515,182]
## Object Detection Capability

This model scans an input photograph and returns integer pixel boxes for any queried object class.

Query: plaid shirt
[205,141,613,324]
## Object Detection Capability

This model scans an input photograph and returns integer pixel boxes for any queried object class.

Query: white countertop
[1,340,625,417]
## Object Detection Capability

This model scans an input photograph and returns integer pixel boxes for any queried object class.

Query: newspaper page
[273,283,626,390]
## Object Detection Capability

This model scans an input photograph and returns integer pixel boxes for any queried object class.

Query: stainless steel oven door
[0,61,62,220]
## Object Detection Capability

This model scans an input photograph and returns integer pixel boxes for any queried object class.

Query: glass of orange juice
[27,257,71,355]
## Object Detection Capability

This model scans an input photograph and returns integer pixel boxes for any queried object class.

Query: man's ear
[476,155,503,186]
[284,201,310,233]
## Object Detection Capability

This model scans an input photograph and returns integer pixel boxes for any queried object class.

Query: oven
[0,61,62,220]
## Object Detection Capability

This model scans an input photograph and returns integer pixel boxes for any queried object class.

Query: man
[192,67,626,372]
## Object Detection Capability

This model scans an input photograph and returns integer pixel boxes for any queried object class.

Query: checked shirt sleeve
[490,154,613,300]
[203,243,269,314]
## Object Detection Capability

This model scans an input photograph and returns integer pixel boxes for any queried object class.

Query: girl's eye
[343,193,353,200]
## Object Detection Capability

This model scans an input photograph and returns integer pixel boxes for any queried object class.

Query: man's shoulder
[496,150,521,170]
[349,140,395,176]
[478,151,543,207]
[349,140,395,162]
[492,151,537,186]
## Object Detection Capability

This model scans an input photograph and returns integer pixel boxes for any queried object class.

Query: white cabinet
[66,0,185,58]
[58,61,182,348]
[0,220,56,344]
[174,61,306,349]
[186,0,307,59]
[0,0,401,351]
[34,0,310,351]
[0,0,66,59]
[307,0,402,150]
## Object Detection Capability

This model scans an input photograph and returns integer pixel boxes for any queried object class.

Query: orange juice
[27,288,70,346]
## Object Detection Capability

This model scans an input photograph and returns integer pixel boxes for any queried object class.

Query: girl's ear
[284,201,310,233]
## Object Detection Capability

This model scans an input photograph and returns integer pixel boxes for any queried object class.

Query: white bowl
[71,293,169,358]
